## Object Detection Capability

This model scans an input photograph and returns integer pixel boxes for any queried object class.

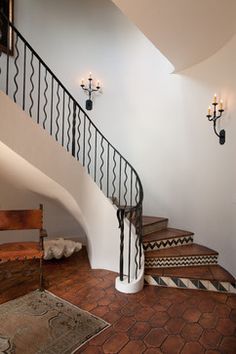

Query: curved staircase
[143,216,236,294]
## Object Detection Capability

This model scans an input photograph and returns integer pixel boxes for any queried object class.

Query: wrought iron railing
[0,12,143,283]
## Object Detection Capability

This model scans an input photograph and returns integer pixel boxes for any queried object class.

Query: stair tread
[142,216,168,226]
[145,243,218,258]
[145,265,235,283]
[143,228,194,243]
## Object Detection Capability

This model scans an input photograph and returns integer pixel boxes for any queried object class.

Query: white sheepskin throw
[44,238,82,260]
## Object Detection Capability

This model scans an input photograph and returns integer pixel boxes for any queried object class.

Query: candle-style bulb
[89,72,92,79]
[213,93,217,104]
[208,106,211,115]
[81,78,84,85]
[219,99,223,110]
[96,81,100,88]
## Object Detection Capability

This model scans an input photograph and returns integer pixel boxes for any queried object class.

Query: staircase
[0,11,143,293]
[0,12,235,295]
[143,216,236,294]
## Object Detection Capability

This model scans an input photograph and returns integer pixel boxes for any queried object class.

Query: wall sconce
[80,72,101,110]
[206,94,225,145]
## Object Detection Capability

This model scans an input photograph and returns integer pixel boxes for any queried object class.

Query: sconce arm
[213,120,220,138]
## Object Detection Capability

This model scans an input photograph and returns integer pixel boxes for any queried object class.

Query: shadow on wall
[0,149,87,245]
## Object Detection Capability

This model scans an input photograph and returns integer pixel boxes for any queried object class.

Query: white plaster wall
[7,0,236,276]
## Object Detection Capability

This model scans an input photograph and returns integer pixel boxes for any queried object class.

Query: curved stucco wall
[112,0,236,71]
[0,91,123,272]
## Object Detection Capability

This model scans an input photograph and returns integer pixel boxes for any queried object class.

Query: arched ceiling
[111,0,236,71]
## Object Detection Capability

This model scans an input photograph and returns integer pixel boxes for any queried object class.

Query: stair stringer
[0,91,144,292]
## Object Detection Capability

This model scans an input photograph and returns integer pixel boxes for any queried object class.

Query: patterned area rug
[0,290,109,354]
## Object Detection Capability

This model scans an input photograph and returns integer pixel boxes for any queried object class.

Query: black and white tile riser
[145,255,218,268]
[144,274,236,294]
[143,235,193,252]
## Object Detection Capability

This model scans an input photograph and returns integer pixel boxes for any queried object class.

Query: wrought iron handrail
[0,12,144,283]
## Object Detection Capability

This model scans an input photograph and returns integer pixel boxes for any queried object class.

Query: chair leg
[39,258,44,291]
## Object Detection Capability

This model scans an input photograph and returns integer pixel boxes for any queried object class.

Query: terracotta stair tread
[144,243,218,258]
[145,265,235,283]
[142,216,168,226]
[143,228,193,242]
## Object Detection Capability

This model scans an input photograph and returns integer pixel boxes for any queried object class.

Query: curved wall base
[115,253,144,294]
[115,273,144,294]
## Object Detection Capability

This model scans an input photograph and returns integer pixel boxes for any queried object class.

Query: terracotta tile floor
[0,247,235,353]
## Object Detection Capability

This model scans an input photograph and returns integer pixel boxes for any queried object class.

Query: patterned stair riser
[144,274,236,294]
[143,221,168,236]
[145,255,218,268]
[143,235,193,252]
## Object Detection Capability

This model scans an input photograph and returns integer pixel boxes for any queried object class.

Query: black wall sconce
[80,72,101,110]
[206,94,225,145]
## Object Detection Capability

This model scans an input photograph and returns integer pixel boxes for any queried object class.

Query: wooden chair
[0,204,47,290]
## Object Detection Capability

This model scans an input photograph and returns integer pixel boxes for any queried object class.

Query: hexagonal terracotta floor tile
[144,328,168,347]
[161,335,184,354]
[168,303,187,317]
[199,312,218,329]
[198,299,216,313]
[214,304,231,318]
[119,340,146,354]
[219,336,236,354]
[144,349,163,354]
[81,345,104,353]
[183,307,201,322]
[102,333,129,353]
[200,329,222,349]
[165,318,185,334]
[181,322,203,341]
[226,295,236,309]
[134,306,155,321]
[113,316,136,332]
[181,341,205,354]
[92,305,109,317]
[88,326,115,346]
[230,308,236,322]
[120,303,140,316]
[129,321,151,339]
[216,318,235,336]
[149,311,170,328]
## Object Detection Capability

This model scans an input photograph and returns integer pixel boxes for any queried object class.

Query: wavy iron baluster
[123,162,128,207]
[106,143,110,197]
[135,177,139,205]
[87,121,92,174]
[29,52,35,117]
[43,69,48,129]
[37,61,41,124]
[62,90,65,146]
[112,150,117,200]
[77,107,81,161]
[22,43,26,110]
[94,130,97,182]
[13,33,19,103]
[83,114,86,166]
[67,97,71,152]
[99,136,105,191]
[55,83,60,141]
[117,209,125,281]
[134,230,139,279]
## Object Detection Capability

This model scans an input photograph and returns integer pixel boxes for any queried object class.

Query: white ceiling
[111,0,236,71]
